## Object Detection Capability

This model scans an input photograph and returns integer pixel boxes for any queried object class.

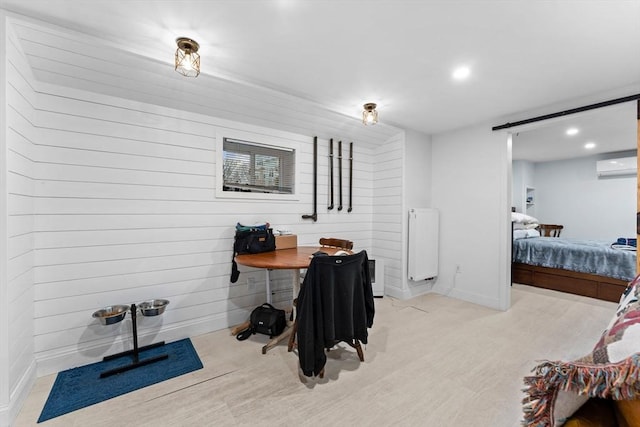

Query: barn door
[637,100,640,273]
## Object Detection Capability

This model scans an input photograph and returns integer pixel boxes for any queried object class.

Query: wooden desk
[233,246,345,353]
[236,246,330,270]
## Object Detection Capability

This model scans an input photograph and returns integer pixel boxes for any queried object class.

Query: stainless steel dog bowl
[138,299,169,316]
[92,305,130,325]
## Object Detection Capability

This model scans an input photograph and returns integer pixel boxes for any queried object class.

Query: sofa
[522,275,640,426]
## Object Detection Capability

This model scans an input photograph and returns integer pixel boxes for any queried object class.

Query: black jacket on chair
[296,250,375,377]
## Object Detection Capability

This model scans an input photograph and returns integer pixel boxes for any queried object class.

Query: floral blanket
[522,275,640,426]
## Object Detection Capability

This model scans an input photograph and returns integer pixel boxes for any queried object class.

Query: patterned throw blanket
[522,275,640,426]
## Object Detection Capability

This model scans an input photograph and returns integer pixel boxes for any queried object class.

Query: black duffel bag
[230,227,276,283]
[234,228,276,255]
[236,303,286,340]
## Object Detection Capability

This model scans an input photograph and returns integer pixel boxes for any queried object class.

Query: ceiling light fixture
[584,142,596,149]
[362,103,378,125]
[565,127,579,136]
[175,37,200,77]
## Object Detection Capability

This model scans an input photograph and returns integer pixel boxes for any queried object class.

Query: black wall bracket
[302,136,318,222]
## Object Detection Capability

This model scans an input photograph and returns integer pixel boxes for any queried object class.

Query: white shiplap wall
[22,81,380,375]
[4,16,37,423]
[371,133,405,296]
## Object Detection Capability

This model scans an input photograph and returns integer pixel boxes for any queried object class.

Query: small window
[221,137,296,196]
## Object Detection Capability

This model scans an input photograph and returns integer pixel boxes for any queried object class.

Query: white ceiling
[512,101,638,162]
[2,0,640,158]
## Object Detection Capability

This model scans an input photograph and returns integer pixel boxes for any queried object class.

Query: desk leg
[292,268,301,300]
[265,269,272,304]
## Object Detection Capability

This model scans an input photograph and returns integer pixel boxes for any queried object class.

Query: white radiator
[408,208,439,281]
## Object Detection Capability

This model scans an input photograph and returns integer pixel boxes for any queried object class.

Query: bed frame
[512,262,628,303]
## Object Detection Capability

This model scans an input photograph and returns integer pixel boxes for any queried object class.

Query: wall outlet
[247,277,256,291]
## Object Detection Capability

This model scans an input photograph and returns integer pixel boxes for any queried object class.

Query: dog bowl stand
[99,303,168,378]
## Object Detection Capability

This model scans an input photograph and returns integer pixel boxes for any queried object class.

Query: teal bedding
[512,237,636,282]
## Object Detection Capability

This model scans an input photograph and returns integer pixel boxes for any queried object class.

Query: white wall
[404,129,432,209]
[372,128,436,300]
[431,123,511,311]
[28,81,384,376]
[391,129,435,298]
[512,160,535,214]
[529,150,636,240]
[2,14,38,426]
[0,12,9,424]
[371,132,404,296]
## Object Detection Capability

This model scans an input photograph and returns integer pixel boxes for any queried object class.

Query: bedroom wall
[512,160,535,214]
[531,150,637,240]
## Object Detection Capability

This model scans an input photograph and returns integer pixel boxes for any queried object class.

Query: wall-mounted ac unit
[596,156,637,177]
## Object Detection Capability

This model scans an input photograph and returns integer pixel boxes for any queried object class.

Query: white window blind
[223,137,295,194]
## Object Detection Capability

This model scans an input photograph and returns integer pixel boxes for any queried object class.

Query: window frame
[215,129,300,201]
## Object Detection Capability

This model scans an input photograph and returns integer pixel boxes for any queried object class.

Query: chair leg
[310,340,363,378]
[287,320,297,352]
[343,339,364,361]
[353,339,364,362]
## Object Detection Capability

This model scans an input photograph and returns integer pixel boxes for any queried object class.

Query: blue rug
[38,338,203,423]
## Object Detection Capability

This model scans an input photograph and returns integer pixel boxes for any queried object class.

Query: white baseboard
[385,279,502,311]
[0,359,37,427]
[383,285,412,299]
[384,278,435,300]
[36,311,247,377]
[446,287,502,311]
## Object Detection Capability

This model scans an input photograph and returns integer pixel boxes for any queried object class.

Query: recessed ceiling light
[566,127,579,136]
[452,66,471,80]
[584,142,596,149]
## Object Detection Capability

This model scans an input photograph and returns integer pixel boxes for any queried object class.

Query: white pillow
[526,229,541,238]
[513,228,541,240]
[513,229,529,240]
[511,212,539,224]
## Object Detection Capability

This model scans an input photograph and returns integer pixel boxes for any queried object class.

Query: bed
[511,213,637,302]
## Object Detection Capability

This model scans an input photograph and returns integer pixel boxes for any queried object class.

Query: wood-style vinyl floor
[14,284,617,427]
